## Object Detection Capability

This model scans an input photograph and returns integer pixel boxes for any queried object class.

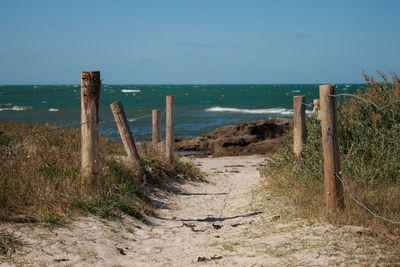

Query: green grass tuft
[0,231,21,255]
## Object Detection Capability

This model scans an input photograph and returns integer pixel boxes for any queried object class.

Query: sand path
[1,155,386,266]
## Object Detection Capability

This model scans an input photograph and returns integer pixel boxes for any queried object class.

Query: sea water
[0,84,361,139]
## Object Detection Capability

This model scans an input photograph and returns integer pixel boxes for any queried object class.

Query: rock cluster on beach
[175,118,293,157]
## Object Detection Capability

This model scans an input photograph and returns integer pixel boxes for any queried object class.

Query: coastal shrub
[260,72,400,256]
[0,122,201,224]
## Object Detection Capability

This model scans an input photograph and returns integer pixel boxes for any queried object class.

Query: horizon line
[0,82,367,86]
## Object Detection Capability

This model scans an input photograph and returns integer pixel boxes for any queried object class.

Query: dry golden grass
[0,122,202,254]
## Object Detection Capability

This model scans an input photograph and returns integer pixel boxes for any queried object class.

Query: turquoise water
[0,84,361,139]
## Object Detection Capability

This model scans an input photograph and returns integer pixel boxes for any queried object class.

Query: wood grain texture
[293,96,306,161]
[81,71,101,185]
[319,84,344,212]
[166,96,175,165]
[110,101,142,165]
[152,109,161,146]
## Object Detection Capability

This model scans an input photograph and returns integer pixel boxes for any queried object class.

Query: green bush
[260,72,400,238]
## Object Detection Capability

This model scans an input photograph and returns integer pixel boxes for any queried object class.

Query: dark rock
[175,118,293,157]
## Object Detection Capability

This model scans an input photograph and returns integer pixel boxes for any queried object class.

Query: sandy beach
[0,155,386,266]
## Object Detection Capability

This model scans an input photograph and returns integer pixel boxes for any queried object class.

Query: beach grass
[0,121,202,254]
[260,72,400,262]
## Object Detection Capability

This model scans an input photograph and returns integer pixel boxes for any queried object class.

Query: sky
[1,0,400,84]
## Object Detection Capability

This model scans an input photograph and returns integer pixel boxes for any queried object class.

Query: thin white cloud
[296,32,311,39]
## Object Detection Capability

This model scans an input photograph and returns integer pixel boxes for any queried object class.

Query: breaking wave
[121,89,141,93]
[0,106,32,111]
[205,106,313,115]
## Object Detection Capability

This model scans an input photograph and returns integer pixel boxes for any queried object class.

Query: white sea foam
[345,85,351,87]
[205,106,313,116]
[291,90,301,93]
[205,106,294,115]
[121,89,141,93]
[48,108,59,112]
[0,106,31,111]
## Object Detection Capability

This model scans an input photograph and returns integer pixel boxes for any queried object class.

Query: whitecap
[205,106,294,115]
[48,108,59,112]
[205,106,314,116]
[291,90,301,93]
[0,106,31,111]
[122,89,141,93]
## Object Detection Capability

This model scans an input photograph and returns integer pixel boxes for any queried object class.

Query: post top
[319,84,336,89]
[81,71,100,74]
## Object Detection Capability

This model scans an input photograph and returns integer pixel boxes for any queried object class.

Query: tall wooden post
[293,96,306,161]
[81,71,101,185]
[319,84,344,212]
[152,109,161,146]
[110,101,142,166]
[166,96,175,165]
[313,99,320,119]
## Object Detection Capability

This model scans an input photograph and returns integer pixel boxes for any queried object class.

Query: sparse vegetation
[0,232,21,256]
[260,72,400,263]
[0,122,202,225]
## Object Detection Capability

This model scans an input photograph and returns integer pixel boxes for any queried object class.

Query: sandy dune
[0,155,387,266]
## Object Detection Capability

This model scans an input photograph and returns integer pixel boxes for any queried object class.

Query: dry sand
[0,155,388,266]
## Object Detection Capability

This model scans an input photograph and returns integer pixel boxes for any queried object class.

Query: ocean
[0,84,361,139]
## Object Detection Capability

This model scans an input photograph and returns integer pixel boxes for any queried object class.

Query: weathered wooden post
[81,71,101,185]
[293,96,306,161]
[313,99,320,119]
[319,84,344,212]
[166,95,175,165]
[152,109,161,146]
[110,101,142,167]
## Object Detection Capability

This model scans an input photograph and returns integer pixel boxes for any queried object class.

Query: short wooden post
[293,96,306,161]
[81,71,101,185]
[152,109,161,146]
[110,101,142,166]
[166,95,175,165]
[313,99,320,114]
[313,99,320,119]
[319,84,344,212]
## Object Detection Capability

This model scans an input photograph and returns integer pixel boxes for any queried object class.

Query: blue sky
[1,0,399,84]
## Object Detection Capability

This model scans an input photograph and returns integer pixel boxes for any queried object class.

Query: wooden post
[319,84,344,212]
[81,71,101,185]
[110,101,142,165]
[166,95,175,165]
[313,99,320,119]
[152,109,161,146]
[293,96,306,161]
